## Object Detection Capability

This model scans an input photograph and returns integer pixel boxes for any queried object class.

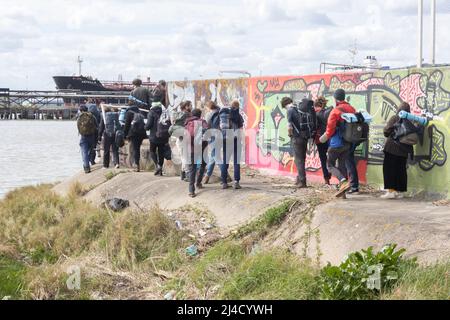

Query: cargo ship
[53,56,155,91]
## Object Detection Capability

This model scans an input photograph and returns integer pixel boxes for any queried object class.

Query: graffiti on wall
[166,67,450,194]
[245,69,450,182]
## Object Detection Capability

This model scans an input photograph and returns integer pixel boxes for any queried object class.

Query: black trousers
[316,142,331,179]
[383,151,407,192]
[103,133,119,168]
[130,136,144,166]
[292,137,308,184]
[150,142,167,167]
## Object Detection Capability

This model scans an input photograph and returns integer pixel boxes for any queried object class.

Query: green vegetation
[0,255,25,299]
[236,199,297,238]
[0,185,448,300]
[319,244,417,300]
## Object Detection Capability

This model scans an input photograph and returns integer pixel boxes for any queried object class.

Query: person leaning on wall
[381,102,414,199]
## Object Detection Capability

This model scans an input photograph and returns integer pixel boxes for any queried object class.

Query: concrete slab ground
[53,168,450,264]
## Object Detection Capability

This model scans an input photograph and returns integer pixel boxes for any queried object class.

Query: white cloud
[0,0,449,89]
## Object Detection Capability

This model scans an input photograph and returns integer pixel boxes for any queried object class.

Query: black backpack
[293,104,317,139]
[338,110,369,144]
[155,110,171,139]
[393,118,419,146]
[316,107,332,135]
[130,111,146,136]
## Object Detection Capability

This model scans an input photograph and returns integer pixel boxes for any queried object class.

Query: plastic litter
[175,220,183,230]
[198,229,207,237]
[164,290,176,300]
[185,245,198,256]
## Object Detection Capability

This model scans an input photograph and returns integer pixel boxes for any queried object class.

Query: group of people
[77,79,245,198]
[282,88,416,198]
[77,80,417,199]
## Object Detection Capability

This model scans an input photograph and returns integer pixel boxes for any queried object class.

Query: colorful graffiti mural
[167,67,450,197]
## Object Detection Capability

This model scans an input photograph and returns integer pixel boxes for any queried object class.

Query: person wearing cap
[319,89,356,193]
[281,96,311,188]
[314,96,332,185]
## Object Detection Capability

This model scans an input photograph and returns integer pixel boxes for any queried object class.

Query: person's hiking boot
[115,164,120,169]
[295,177,307,188]
[233,181,242,190]
[181,171,186,181]
[196,183,204,189]
[347,189,359,195]
[83,166,91,174]
[154,166,162,176]
[188,192,196,198]
[222,183,229,190]
[135,164,140,172]
[338,179,350,192]
[203,176,210,184]
[324,175,331,185]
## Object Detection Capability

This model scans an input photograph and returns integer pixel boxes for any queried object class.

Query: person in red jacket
[319,89,356,193]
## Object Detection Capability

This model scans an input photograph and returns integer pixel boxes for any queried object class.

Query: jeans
[103,133,119,168]
[316,142,331,179]
[292,136,308,184]
[345,144,359,190]
[219,137,241,184]
[206,147,216,177]
[130,136,144,166]
[327,144,350,182]
[80,134,95,168]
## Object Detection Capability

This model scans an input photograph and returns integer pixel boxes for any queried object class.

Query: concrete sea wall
[167,66,450,198]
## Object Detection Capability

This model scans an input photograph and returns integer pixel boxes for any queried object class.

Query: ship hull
[53,76,113,91]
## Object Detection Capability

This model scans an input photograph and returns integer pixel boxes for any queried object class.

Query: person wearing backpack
[124,105,147,172]
[219,100,244,190]
[170,100,192,181]
[203,101,221,184]
[77,105,97,174]
[129,78,152,110]
[152,80,167,107]
[381,102,415,199]
[145,100,172,175]
[314,96,332,185]
[87,99,101,165]
[184,109,209,197]
[98,106,121,169]
[319,89,356,194]
[281,97,317,188]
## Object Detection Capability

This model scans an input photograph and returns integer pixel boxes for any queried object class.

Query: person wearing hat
[319,89,356,194]
[314,96,332,185]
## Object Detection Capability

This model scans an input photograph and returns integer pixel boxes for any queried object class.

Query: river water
[0,121,82,198]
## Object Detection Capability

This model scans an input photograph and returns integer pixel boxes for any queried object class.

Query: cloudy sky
[1,0,449,90]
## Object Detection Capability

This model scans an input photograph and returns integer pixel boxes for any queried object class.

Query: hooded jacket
[325,101,356,139]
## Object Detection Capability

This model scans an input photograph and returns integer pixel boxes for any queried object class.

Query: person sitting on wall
[319,89,356,194]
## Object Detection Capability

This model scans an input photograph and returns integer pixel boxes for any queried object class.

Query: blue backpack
[329,123,345,149]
